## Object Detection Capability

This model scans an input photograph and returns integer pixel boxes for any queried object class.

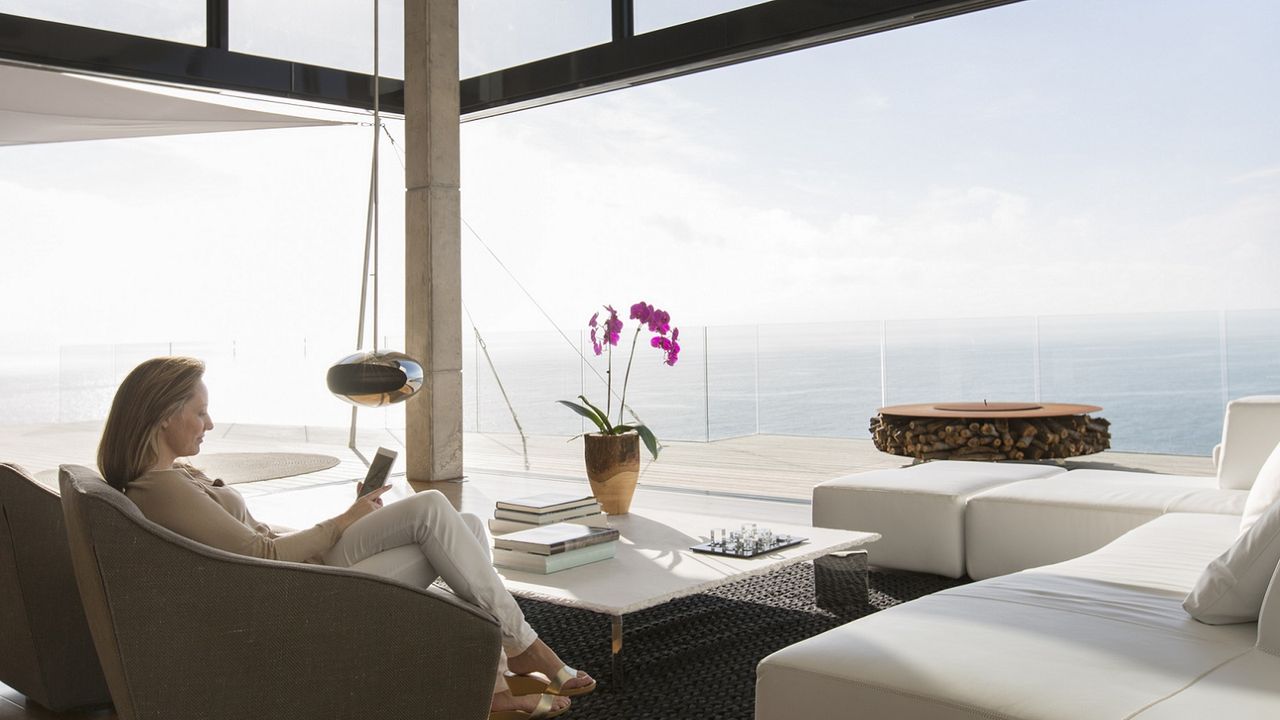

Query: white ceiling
[0,61,352,146]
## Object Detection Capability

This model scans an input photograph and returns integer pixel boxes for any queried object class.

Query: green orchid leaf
[557,400,608,433]
[616,424,661,460]
[634,425,660,460]
[576,395,615,433]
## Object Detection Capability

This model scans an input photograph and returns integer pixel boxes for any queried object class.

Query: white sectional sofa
[758,396,1280,719]
[758,512,1280,719]
[814,396,1280,580]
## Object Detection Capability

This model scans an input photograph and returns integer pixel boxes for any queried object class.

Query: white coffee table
[494,508,879,688]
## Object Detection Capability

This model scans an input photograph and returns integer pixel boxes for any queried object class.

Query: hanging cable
[463,301,530,471]
[460,218,645,427]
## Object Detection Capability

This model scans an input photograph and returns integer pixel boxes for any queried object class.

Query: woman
[97,357,592,720]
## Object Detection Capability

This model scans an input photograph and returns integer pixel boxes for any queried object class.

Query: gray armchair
[0,462,111,711]
[58,464,502,720]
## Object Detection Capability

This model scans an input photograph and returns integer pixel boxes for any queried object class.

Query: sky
[1,0,1277,360]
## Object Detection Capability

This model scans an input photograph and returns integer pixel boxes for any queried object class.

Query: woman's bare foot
[506,639,595,693]
[491,690,570,715]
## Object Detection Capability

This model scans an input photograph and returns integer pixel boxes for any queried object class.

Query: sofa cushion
[813,461,1064,578]
[965,470,1246,580]
[1240,440,1280,534]
[1217,395,1280,491]
[1185,496,1280,624]
[757,513,1252,720]
[1129,650,1280,719]
[1029,513,1244,594]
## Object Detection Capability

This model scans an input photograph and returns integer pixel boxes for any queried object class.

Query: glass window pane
[230,0,404,78]
[1039,312,1222,455]
[469,330,584,437]
[461,0,610,78]
[757,323,882,439]
[585,325,706,442]
[635,0,770,34]
[884,317,1037,408]
[0,0,204,45]
[1226,309,1280,399]
[706,325,757,440]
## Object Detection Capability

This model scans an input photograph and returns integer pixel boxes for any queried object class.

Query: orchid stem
[619,326,641,427]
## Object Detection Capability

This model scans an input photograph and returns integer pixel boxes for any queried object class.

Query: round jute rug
[196,452,340,484]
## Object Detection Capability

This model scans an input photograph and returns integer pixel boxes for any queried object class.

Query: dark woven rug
[516,563,968,720]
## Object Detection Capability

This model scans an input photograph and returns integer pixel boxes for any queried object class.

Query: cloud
[1230,166,1280,184]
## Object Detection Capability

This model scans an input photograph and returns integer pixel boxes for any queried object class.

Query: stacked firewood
[870,413,1111,461]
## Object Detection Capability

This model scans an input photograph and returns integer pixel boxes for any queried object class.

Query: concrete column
[404,0,463,484]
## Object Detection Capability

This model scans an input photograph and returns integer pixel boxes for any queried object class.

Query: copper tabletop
[877,402,1103,419]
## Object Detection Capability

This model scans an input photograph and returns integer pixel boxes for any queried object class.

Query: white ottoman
[813,461,1066,578]
[965,469,1247,580]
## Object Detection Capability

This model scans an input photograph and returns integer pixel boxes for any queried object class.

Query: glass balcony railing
[2,309,1276,456]
[465,309,1280,455]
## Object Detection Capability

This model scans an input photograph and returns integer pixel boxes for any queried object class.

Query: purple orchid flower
[630,301,653,324]
[647,308,671,335]
[604,306,623,346]
[653,327,679,365]
[589,312,602,355]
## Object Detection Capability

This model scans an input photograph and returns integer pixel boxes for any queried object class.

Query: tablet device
[358,447,397,497]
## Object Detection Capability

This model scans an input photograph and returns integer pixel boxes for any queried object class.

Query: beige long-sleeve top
[125,467,342,563]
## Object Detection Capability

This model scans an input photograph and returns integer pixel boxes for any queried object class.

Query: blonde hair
[98,357,206,490]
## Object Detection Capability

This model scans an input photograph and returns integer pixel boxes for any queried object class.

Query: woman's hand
[336,484,391,531]
[355,482,388,506]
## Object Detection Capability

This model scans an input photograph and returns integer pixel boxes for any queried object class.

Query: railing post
[703,326,711,442]
[1220,310,1230,410]
[1033,315,1041,403]
[754,324,760,435]
[474,330,481,431]
[879,319,887,408]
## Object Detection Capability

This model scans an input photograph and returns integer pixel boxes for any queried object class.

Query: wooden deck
[0,421,1214,503]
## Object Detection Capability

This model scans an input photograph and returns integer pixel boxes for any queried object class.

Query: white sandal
[505,664,596,697]
[489,692,568,720]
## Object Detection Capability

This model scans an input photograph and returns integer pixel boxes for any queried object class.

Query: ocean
[3,309,1277,457]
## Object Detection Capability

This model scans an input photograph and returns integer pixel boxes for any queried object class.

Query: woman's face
[159,381,214,459]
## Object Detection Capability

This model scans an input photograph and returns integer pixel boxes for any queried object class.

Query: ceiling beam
[0,13,404,114]
[459,0,1024,121]
[0,0,1021,121]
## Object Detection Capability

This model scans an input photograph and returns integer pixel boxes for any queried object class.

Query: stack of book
[492,522,620,574]
[487,492,608,536]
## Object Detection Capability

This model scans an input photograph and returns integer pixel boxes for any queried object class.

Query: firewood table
[870,402,1110,461]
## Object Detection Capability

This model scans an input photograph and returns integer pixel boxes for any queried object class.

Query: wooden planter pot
[584,432,640,515]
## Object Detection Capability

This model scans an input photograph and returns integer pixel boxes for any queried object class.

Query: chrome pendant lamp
[327,1,423,425]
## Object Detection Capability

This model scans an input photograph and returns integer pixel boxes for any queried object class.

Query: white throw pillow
[1186,494,1280,624]
[1241,440,1280,534]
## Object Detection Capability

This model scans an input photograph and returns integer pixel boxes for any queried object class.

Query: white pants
[320,490,536,692]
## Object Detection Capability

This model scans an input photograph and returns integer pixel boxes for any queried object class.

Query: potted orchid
[558,301,680,513]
